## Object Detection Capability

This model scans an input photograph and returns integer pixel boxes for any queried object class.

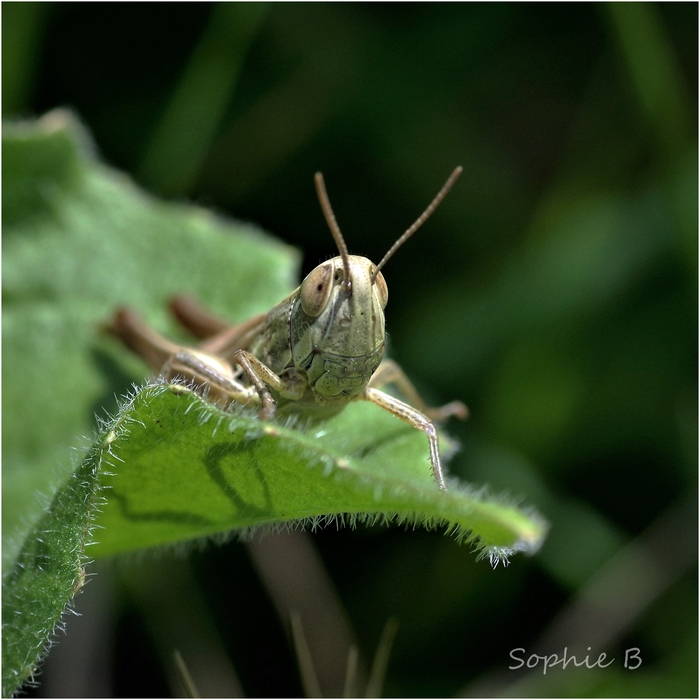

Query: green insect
[106,168,467,490]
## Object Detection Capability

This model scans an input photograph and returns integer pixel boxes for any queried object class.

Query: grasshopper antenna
[371,166,463,283]
[315,172,352,295]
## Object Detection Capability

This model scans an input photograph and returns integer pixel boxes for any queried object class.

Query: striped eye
[300,263,333,316]
[373,269,388,309]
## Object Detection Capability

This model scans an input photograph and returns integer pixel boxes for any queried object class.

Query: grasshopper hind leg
[103,308,180,372]
[363,360,468,490]
[368,359,469,423]
[169,295,229,339]
[104,307,258,410]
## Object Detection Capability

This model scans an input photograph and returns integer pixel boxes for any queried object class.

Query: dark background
[3,3,697,697]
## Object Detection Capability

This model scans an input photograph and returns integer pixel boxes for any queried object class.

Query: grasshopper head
[288,169,462,404]
[313,167,462,290]
[289,254,388,404]
[297,253,388,354]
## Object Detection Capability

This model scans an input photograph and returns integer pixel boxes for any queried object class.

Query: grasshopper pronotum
[106,168,467,490]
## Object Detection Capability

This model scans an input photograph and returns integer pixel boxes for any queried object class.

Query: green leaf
[2,109,298,696]
[92,383,546,559]
[2,441,102,697]
[3,109,298,566]
[2,110,547,696]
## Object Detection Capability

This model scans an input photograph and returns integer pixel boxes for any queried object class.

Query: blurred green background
[3,2,697,697]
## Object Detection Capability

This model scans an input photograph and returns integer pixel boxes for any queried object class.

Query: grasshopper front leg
[229,350,306,421]
[361,387,448,491]
[365,360,468,491]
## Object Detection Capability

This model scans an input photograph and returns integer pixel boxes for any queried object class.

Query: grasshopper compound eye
[372,268,388,309]
[300,262,334,316]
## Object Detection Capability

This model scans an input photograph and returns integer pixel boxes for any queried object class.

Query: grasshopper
[105,168,467,490]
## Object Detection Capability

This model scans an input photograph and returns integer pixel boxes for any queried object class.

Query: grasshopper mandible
[106,168,467,490]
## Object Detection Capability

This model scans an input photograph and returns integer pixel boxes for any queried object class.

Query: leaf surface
[2,110,297,696]
[92,384,546,558]
[2,111,547,697]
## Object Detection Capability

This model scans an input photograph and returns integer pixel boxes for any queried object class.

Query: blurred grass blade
[343,645,359,699]
[1,3,50,116]
[365,618,399,698]
[605,2,693,156]
[246,529,359,697]
[138,3,269,196]
[174,650,201,699]
[121,557,244,698]
[291,610,322,699]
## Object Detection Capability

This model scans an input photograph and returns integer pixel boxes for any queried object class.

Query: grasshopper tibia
[362,387,448,490]
[368,359,469,423]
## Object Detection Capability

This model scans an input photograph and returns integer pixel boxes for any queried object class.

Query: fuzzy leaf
[93,383,546,559]
[2,110,298,697]
[2,111,547,697]
[1,440,102,697]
